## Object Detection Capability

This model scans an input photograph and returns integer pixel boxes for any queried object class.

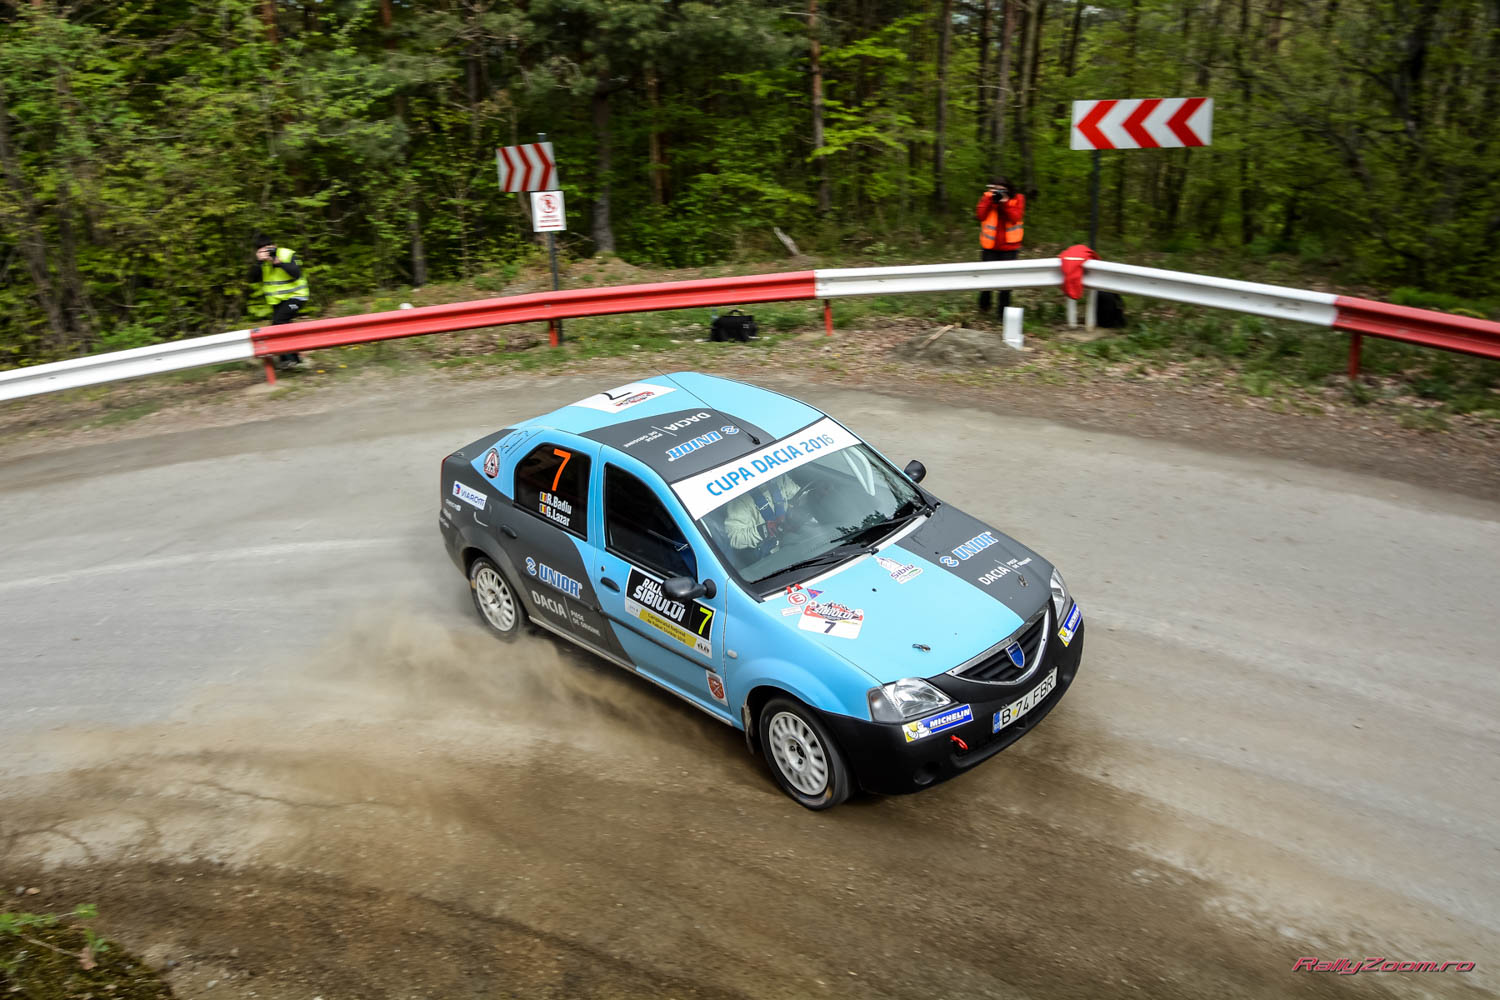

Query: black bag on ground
[710,309,758,343]
[1096,291,1127,328]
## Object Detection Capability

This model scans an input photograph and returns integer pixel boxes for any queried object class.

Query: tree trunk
[0,83,68,352]
[809,0,830,215]
[992,0,1014,169]
[977,0,993,140]
[933,0,953,212]
[1015,0,1044,194]
[1115,0,1140,237]
[410,202,427,288]
[646,65,665,206]
[591,81,615,254]
[259,0,278,44]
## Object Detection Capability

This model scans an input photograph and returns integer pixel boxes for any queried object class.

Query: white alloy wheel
[469,558,519,639]
[768,710,830,796]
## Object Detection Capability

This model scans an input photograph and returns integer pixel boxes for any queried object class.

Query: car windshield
[694,443,926,587]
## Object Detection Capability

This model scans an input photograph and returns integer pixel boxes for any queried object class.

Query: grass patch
[89,400,162,427]
[1,905,171,999]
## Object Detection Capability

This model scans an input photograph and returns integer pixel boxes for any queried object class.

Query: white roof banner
[672,416,861,519]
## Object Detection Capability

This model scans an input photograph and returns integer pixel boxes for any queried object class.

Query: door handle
[500,524,518,539]
[600,576,620,593]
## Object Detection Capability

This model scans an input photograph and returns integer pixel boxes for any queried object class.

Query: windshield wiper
[836,498,932,547]
[756,542,872,584]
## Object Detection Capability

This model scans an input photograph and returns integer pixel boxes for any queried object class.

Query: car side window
[604,465,697,580]
[514,443,589,538]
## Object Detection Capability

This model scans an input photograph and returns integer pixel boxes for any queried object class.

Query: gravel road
[1,374,1495,999]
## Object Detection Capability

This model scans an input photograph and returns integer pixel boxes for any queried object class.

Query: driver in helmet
[724,476,803,554]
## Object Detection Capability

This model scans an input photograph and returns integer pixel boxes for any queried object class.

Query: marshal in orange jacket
[976,190,1025,249]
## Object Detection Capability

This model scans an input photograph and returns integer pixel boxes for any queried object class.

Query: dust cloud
[0,611,1478,999]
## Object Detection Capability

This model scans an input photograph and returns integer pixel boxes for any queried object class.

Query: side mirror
[664,576,717,601]
[903,460,927,484]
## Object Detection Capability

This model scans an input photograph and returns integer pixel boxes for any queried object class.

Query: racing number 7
[695,606,715,637]
[550,449,571,492]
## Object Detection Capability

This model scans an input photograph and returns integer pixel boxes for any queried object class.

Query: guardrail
[2,257,1496,403]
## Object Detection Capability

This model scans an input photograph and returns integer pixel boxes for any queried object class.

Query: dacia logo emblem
[1005,641,1025,668]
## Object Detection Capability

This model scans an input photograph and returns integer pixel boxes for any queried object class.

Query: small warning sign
[531,190,566,233]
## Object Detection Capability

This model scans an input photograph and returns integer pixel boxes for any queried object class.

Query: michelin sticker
[798,600,865,639]
[624,567,715,658]
[902,704,973,743]
[874,555,922,584]
[1058,603,1081,646]
[526,556,583,599]
[571,382,676,414]
[452,482,487,510]
[671,416,862,519]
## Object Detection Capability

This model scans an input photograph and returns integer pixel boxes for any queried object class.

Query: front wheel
[758,696,851,810]
[468,556,521,641]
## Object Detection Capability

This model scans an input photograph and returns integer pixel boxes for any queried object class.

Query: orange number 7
[550,449,571,492]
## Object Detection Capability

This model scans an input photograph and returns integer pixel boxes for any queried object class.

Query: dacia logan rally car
[440,373,1084,809]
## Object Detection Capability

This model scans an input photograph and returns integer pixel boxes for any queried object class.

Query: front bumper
[814,611,1085,796]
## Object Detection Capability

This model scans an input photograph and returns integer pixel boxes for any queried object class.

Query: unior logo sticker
[452,482,487,510]
[571,382,676,413]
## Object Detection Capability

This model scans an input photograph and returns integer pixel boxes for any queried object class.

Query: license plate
[992,668,1057,733]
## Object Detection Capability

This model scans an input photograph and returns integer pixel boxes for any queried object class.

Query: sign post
[1071,97,1213,249]
[497,135,564,343]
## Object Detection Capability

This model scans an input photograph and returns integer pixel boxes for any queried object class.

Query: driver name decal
[624,568,715,658]
[671,416,861,519]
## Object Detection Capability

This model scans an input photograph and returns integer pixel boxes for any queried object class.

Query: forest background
[1,0,1497,367]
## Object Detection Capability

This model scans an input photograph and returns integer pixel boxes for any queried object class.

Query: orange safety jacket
[977,191,1025,249]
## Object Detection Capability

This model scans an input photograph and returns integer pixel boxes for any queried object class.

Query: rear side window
[515,443,590,537]
[604,466,697,580]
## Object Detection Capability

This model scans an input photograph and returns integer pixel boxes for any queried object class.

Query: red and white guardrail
[2,258,1496,403]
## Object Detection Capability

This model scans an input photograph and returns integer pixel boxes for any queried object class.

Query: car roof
[517,372,828,483]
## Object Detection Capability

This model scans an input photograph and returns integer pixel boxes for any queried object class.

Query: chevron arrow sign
[1070,98,1213,150]
[495,142,558,193]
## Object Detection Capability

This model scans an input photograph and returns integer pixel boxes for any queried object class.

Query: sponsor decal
[978,556,1032,587]
[784,584,820,607]
[482,448,500,479]
[902,704,973,743]
[781,607,803,616]
[530,589,567,619]
[874,555,922,584]
[950,530,999,562]
[720,424,740,435]
[797,600,865,640]
[706,672,728,705]
[568,609,602,638]
[538,489,573,529]
[660,411,713,432]
[665,430,723,462]
[452,482,487,510]
[623,430,665,448]
[940,555,960,568]
[624,567,715,658]
[444,499,462,512]
[525,556,583,600]
[1005,641,1025,668]
[571,381,676,413]
[1058,603,1081,646]
[672,416,862,518]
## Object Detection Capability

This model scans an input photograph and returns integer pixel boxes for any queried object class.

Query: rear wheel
[758,696,851,810]
[468,556,520,641]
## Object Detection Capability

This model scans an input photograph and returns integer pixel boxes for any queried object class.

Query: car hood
[751,503,1053,685]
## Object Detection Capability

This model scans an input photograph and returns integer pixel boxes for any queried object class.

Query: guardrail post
[548,319,559,348]
[1066,297,1078,327]
[262,359,277,386]
[1085,290,1098,330]
[823,299,834,336]
[1348,331,1362,379]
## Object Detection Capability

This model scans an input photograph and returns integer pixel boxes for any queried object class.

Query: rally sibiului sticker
[570,382,676,414]
[624,567,716,658]
[797,600,865,639]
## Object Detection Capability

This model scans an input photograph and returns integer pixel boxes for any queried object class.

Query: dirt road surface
[1,374,1495,999]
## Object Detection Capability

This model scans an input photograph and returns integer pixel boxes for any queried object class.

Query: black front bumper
[814,614,1085,796]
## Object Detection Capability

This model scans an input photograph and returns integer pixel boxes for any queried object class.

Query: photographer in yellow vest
[249,234,310,370]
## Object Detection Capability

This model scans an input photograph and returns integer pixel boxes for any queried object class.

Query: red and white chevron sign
[1070,98,1213,150]
[495,142,557,193]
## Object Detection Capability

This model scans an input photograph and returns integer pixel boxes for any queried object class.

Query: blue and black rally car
[439,373,1084,809]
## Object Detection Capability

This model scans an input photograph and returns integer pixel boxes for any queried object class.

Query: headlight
[1050,567,1070,620]
[868,678,953,722]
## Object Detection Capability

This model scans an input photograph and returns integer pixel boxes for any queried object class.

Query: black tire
[468,556,521,642]
[757,696,851,810]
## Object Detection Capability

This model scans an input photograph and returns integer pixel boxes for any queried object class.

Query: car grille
[948,606,1049,684]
